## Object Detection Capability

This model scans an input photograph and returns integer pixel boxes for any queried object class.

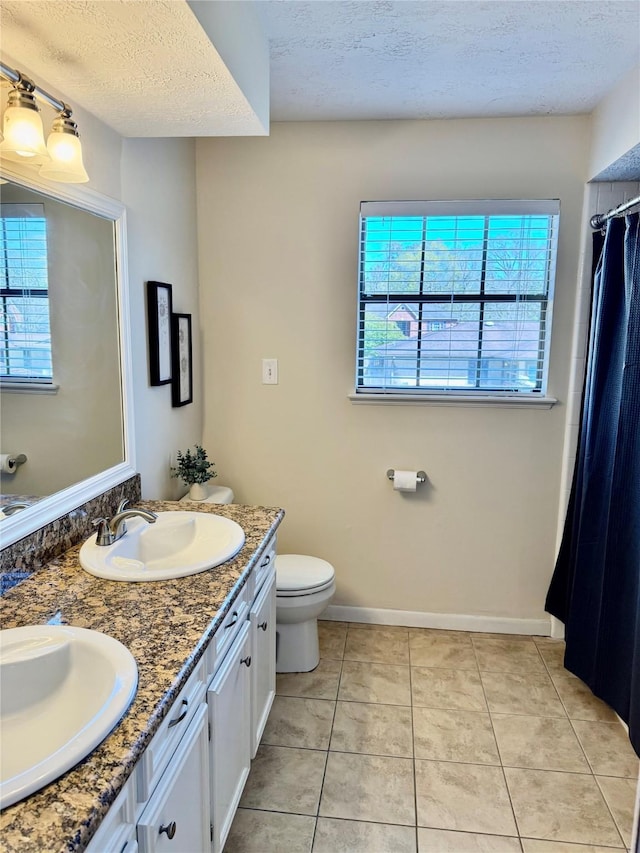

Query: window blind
[356,199,560,396]
[0,203,53,382]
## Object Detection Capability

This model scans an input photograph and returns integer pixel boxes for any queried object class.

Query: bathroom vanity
[0,500,283,853]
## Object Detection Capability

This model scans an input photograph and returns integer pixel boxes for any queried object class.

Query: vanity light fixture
[0,62,89,183]
[40,110,89,183]
[0,80,49,163]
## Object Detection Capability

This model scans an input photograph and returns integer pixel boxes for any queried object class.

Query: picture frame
[171,312,193,407]
[146,281,173,385]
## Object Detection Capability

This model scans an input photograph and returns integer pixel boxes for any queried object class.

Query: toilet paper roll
[0,454,18,474]
[393,470,418,492]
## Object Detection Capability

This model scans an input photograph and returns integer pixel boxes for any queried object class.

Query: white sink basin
[0,625,137,809]
[79,511,245,582]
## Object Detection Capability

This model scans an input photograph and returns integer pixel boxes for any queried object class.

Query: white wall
[121,138,202,500]
[196,117,590,625]
[589,63,640,180]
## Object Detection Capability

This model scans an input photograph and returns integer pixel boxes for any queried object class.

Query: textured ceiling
[255,0,640,120]
[0,0,266,137]
[0,0,638,137]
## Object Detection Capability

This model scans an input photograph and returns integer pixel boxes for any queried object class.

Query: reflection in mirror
[0,176,127,534]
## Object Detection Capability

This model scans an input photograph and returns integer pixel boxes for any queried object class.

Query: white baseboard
[323,605,551,636]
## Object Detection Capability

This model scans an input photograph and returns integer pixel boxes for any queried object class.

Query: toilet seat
[276,554,335,598]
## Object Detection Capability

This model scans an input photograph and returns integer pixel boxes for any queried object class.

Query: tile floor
[226,622,639,853]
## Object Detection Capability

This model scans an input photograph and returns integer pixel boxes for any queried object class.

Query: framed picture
[171,312,193,407]
[146,281,173,385]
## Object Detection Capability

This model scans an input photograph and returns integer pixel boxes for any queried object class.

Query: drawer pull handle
[167,699,188,728]
[225,611,239,629]
[241,655,252,667]
[258,621,268,631]
[260,554,271,568]
[159,821,177,839]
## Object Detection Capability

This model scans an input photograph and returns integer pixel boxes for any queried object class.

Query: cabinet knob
[258,621,268,631]
[240,655,252,667]
[159,821,177,839]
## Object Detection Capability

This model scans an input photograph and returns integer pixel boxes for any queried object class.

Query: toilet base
[276,619,320,673]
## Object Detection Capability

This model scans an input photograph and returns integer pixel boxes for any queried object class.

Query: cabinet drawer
[137,703,210,853]
[86,775,136,853]
[135,657,206,803]
[253,535,276,598]
[206,582,249,678]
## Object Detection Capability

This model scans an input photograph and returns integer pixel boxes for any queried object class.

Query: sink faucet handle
[92,517,114,547]
[116,498,130,513]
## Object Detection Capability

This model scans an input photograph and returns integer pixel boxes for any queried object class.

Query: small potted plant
[171,445,217,501]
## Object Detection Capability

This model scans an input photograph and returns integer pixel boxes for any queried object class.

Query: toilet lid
[276,554,335,595]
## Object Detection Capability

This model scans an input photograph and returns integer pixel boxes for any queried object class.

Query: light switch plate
[262,358,278,384]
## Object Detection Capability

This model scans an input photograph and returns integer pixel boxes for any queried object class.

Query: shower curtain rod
[590,194,640,229]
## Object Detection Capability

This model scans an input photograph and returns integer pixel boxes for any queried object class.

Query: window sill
[349,392,558,409]
[0,381,59,395]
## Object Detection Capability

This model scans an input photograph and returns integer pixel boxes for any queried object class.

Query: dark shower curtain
[546,211,640,757]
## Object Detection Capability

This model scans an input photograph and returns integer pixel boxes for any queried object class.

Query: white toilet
[274,555,335,673]
[182,486,335,673]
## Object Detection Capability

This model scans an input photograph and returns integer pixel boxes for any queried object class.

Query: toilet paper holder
[386,469,427,485]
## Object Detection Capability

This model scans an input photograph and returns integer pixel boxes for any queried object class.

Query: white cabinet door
[136,703,210,853]
[208,620,251,853]
[249,567,276,757]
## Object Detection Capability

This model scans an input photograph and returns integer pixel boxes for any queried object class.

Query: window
[356,200,559,399]
[0,203,53,383]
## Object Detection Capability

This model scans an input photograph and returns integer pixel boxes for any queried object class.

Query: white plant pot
[188,483,207,501]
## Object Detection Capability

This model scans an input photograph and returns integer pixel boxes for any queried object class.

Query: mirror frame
[0,163,136,547]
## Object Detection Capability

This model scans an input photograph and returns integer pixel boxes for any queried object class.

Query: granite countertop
[0,500,284,853]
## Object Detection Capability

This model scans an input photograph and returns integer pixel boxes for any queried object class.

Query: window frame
[0,202,54,387]
[353,199,560,408]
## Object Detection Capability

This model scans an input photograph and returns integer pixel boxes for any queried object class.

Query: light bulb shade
[40,118,89,183]
[0,96,49,164]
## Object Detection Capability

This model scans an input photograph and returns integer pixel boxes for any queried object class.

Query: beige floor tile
[521,841,622,853]
[240,745,327,815]
[319,622,347,659]
[410,627,471,638]
[418,828,521,852]
[415,759,517,836]
[330,700,413,757]
[261,696,335,750]
[472,636,546,675]
[339,660,411,705]
[481,671,566,717]
[475,632,536,641]
[504,767,624,847]
[409,632,478,670]
[491,714,590,773]
[225,809,316,853]
[319,751,416,825]
[596,775,638,847]
[349,622,410,635]
[550,675,619,722]
[313,817,416,852]
[411,666,487,711]
[572,720,639,778]
[277,658,342,700]
[344,627,410,665]
[534,641,568,674]
[413,707,500,764]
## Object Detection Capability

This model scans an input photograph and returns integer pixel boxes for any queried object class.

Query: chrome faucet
[93,499,157,546]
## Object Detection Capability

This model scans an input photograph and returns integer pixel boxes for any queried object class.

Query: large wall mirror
[0,166,136,547]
